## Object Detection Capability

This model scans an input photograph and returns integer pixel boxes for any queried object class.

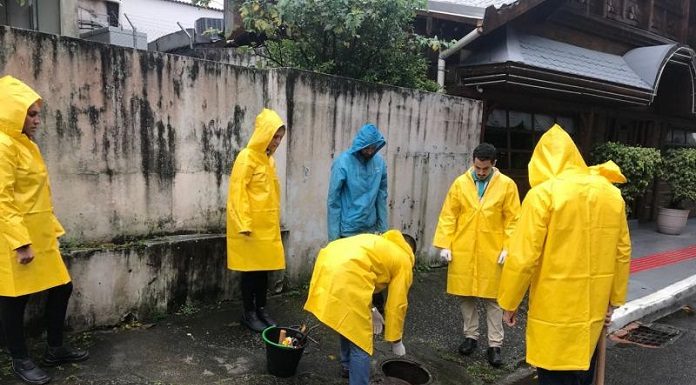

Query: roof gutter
[437,26,483,92]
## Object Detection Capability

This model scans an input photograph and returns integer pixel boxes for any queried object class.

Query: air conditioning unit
[195,17,223,36]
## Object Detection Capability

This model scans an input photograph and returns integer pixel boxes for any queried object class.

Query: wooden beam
[682,0,691,43]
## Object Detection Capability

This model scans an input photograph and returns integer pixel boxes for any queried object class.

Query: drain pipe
[437,26,483,92]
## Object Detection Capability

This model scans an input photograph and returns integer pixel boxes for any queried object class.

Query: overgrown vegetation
[591,142,661,213]
[236,0,446,91]
[659,148,696,209]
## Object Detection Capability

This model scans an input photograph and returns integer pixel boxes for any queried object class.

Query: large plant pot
[656,207,690,235]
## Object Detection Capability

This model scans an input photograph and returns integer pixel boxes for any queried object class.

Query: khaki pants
[460,296,504,347]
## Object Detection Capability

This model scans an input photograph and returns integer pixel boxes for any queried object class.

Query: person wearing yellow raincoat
[0,76,88,385]
[304,230,415,385]
[432,143,520,367]
[498,125,631,385]
[227,108,286,332]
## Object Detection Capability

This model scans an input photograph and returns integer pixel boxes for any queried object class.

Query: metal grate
[623,324,680,347]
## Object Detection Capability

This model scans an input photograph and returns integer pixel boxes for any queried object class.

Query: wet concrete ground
[0,268,528,385]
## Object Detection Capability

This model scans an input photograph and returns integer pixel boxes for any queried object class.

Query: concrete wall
[0,26,481,329]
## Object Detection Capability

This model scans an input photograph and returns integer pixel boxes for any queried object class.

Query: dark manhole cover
[614,323,681,348]
[381,359,432,385]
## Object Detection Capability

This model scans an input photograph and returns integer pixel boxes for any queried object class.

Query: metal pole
[177,22,193,49]
[594,326,607,385]
[123,13,137,49]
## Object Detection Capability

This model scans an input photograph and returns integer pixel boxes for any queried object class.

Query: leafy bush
[591,142,661,210]
[659,148,696,209]
[237,0,444,91]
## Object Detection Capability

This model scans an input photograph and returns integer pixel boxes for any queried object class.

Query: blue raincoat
[327,124,388,241]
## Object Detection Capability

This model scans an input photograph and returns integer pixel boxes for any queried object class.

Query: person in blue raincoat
[327,123,389,323]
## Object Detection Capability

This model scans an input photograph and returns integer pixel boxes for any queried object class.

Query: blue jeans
[340,335,371,385]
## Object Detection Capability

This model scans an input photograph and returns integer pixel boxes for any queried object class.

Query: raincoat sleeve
[376,161,388,233]
[228,153,254,233]
[432,180,462,249]
[383,266,413,342]
[0,142,31,249]
[610,206,631,307]
[497,187,551,311]
[327,160,346,241]
[502,181,521,250]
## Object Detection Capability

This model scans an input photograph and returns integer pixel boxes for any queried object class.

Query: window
[666,128,696,147]
[484,109,576,170]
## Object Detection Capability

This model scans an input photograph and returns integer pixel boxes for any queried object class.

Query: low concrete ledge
[23,234,235,332]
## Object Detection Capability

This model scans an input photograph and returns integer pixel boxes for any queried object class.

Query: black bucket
[262,326,306,377]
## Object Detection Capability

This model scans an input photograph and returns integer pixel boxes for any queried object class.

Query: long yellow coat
[304,230,414,355]
[433,168,520,298]
[498,124,631,370]
[227,109,285,271]
[0,76,71,297]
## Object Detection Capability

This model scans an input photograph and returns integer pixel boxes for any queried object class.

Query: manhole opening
[381,359,432,385]
[623,324,680,347]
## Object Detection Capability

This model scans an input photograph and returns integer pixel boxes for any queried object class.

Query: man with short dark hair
[433,143,520,367]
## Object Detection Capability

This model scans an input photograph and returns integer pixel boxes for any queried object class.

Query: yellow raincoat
[0,76,71,297]
[497,125,631,370]
[303,230,414,355]
[227,109,285,271]
[433,168,519,298]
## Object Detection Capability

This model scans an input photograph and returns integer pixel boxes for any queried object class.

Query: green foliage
[591,142,661,211]
[659,148,696,208]
[238,0,443,91]
[190,0,213,6]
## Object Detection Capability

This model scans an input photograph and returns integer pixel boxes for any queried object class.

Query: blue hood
[348,124,386,155]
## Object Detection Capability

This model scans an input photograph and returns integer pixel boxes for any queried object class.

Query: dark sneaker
[241,310,267,332]
[487,347,502,367]
[256,307,277,327]
[42,345,89,367]
[12,358,51,385]
[458,338,477,356]
[339,365,349,378]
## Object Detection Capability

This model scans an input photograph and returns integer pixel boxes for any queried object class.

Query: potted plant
[591,142,661,217]
[656,148,696,235]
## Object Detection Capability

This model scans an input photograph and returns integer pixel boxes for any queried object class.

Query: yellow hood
[529,124,587,187]
[382,230,415,267]
[589,161,627,184]
[246,108,285,153]
[0,76,41,138]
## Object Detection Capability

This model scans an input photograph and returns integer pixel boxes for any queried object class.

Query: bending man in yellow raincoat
[227,108,286,332]
[498,125,631,385]
[433,143,520,367]
[0,76,88,385]
[304,230,416,385]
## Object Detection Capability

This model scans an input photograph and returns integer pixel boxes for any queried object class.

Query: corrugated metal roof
[162,0,223,11]
[427,0,520,18]
[462,29,654,90]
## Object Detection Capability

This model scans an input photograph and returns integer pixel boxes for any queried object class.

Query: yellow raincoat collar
[381,230,415,267]
[246,108,285,153]
[0,76,41,139]
[529,124,588,187]
[589,161,627,184]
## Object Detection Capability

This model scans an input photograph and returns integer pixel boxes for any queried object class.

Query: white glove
[392,341,406,356]
[497,250,508,265]
[371,307,385,335]
[440,249,452,263]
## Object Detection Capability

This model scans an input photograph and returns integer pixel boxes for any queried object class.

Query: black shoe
[256,307,277,327]
[42,345,89,367]
[458,338,477,356]
[339,365,349,378]
[11,358,51,385]
[241,310,267,332]
[487,347,502,367]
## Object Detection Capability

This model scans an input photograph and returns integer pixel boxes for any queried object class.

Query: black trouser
[537,348,598,385]
[240,271,268,312]
[0,282,73,359]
